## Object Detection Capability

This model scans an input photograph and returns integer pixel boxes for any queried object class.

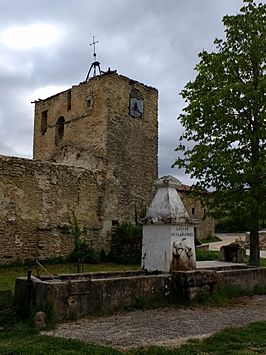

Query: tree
[173,0,266,266]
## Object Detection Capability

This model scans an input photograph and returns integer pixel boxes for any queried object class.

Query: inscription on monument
[171,226,194,238]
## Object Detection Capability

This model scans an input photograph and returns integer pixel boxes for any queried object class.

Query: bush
[109,223,142,264]
[68,242,100,264]
[68,210,100,271]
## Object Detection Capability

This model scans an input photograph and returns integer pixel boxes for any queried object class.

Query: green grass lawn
[0,263,140,292]
[0,321,265,354]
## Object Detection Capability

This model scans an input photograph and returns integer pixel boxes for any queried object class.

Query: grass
[0,321,265,354]
[0,263,140,292]
[129,321,266,354]
[0,323,120,355]
[200,235,222,243]
[196,249,220,261]
[260,258,266,267]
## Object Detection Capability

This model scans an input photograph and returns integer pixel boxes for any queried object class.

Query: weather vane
[91,36,99,61]
[85,36,103,81]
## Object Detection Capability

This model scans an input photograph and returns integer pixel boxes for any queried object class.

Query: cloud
[0,0,246,184]
[1,23,62,50]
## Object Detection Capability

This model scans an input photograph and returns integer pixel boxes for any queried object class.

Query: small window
[41,110,48,135]
[194,227,198,239]
[87,96,93,110]
[192,208,195,215]
[67,91,71,111]
[55,116,65,145]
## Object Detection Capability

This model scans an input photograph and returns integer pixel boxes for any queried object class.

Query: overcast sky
[0,0,258,185]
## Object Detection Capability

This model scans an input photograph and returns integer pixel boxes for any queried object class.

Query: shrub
[109,223,142,264]
[68,210,100,271]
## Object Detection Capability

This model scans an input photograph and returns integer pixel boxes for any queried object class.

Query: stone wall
[178,188,215,240]
[0,155,107,264]
[15,272,173,321]
[216,267,266,290]
[15,266,266,321]
[105,74,158,222]
[33,77,109,170]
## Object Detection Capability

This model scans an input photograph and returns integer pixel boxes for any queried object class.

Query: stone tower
[33,71,158,222]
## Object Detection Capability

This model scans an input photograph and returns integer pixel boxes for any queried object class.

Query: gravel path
[44,295,266,350]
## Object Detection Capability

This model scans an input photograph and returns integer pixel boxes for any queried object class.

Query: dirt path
[44,295,266,350]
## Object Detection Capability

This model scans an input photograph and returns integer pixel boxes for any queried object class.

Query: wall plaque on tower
[129,89,144,118]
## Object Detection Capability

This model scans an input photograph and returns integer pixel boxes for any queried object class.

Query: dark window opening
[192,208,195,215]
[87,96,93,110]
[194,227,198,240]
[67,91,71,111]
[41,110,48,135]
[55,116,65,145]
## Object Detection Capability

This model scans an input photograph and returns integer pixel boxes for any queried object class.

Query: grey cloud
[0,0,246,184]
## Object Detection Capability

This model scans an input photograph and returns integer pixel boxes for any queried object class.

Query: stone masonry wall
[105,74,158,222]
[178,191,215,240]
[33,77,109,171]
[0,155,107,264]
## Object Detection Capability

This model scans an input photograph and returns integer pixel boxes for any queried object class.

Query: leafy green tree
[173,0,266,265]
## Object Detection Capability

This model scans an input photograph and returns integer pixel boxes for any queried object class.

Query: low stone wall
[15,271,174,321]
[15,266,266,322]
[216,267,266,290]
[173,270,216,300]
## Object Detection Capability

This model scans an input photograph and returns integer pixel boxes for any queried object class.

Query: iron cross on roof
[90,36,99,61]
[85,35,103,81]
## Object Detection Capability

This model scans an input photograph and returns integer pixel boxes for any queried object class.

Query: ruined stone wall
[0,155,108,264]
[178,191,215,240]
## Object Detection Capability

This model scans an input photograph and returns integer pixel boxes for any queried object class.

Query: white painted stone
[142,176,196,272]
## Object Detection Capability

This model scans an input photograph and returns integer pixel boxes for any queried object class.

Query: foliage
[68,210,100,271]
[215,215,250,233]
[68,243,100,265]
[173,0,266,266]
[109,223,143,264]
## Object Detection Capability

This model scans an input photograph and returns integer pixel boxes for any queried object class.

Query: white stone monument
[141,176,196,273]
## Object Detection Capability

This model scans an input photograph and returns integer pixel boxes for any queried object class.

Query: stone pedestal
[142,176,196,273]
[219,243,247,263]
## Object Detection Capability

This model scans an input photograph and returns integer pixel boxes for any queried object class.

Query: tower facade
[33,71,158,223]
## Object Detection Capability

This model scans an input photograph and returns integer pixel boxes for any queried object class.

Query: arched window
[55,116,65,145]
